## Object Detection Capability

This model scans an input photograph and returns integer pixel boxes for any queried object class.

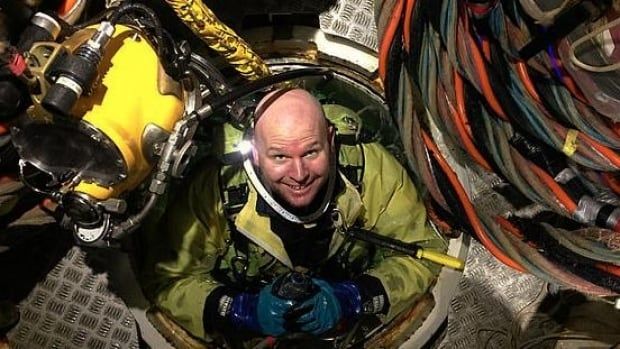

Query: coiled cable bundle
[375,0,620,295]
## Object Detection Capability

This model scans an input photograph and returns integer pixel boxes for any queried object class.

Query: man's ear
[251,140,259,166]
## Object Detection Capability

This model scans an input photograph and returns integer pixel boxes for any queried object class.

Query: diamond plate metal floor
[6,247,141,349]
[3,1,619,348]
[439,241,620,349]
[439,241,547,349]
[4,237,618,349]
[319,0,378,51]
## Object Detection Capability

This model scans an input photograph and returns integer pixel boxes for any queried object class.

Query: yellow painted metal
[74,182,114,200]
[165,0,270,80]
[71,26,184,199]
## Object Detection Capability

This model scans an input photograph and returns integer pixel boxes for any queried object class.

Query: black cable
[385,22,403,120]
[481,33,536,131]
[515,217,620,292]
[463,79,501,173]
[403,0,427,84]
[73,8,115,30]
[108,3,159,26]
[196,67,333,121]
[106,3,183,78]
[428,151,473,235]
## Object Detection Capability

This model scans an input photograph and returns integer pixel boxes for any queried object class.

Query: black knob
[41,83,78,116]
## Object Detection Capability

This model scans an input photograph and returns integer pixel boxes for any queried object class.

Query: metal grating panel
[7,247,140,349]
[319,0,378,51]
[438,241,551,348]
[220,0,379,52]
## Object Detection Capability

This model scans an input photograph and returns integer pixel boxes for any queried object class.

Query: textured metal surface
[439,241,550,349]
[7,247,140,349]
[3,2,613,348]
[232,0,334,14]
[319,0,378,51]
[218,0,379,52]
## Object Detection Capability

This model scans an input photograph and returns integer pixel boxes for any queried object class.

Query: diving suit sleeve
[358,143,447,321]
[139,160,231,339]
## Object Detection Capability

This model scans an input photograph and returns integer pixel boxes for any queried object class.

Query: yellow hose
[165,0,270,80]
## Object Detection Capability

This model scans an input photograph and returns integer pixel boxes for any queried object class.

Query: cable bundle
[376,0,620,295]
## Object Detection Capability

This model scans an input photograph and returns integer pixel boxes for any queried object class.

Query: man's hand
[291,279,362,335]
[227,283,296,336]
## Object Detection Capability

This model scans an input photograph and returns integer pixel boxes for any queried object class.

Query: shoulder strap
[218,161,248,217]
[338,143,365,191]
[218,163,251,266]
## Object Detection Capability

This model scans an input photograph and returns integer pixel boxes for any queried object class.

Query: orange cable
[454,71,468,126]
[595,263,620,278]
[515,61,542,104]
[0,122,8,136]
[610,121,620,138]
[57,0,78,16]
[0,175,15,184]
[379,0,405,82]
[496,216,540,249]
[602,173,620,196]
[422,130,526,272]
[559,72,587,105]
[481,35,491,61]
[452,72,493,171]
[403,0,416,52]
[495,216,525,240]
[578,132,620,169]
[465,22,509,120]
[426,201,454,234]
[528,162,577,213]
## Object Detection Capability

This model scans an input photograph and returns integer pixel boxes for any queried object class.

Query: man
[140,88,446,342]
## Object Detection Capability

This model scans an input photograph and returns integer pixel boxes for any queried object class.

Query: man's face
[252,110,334,210]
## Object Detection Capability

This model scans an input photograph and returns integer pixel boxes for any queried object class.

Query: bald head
[254,88,328,135]
[251,88,334,209]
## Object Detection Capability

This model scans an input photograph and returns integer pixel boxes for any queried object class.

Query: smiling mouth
[283,180,315,194]
[286,184,308,191]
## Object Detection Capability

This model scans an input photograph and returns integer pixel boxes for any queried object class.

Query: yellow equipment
[70,25,184,200]
[12,19,198,245]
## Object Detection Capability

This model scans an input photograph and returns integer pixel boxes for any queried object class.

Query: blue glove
[293,279,362,335]
[228,283,296,336]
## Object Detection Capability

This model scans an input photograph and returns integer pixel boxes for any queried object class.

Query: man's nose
[290,159,309,182]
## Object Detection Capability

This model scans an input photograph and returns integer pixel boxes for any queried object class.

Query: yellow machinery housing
[72,26,185,200]
[22,25,185,201]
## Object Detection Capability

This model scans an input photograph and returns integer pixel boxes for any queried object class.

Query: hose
[546,225,620,265]
[164,0,269,80]
[422,130,526,272]
[453,72,493,171]
[501,224,616,295]
[105,3,183,79]
[110,191,158,241]
[379,0,404,82]
[195,67,333,120]
[386,0,620,293]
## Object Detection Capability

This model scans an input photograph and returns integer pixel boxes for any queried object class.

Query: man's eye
[273,155,287,161]
[305,150,318,158]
